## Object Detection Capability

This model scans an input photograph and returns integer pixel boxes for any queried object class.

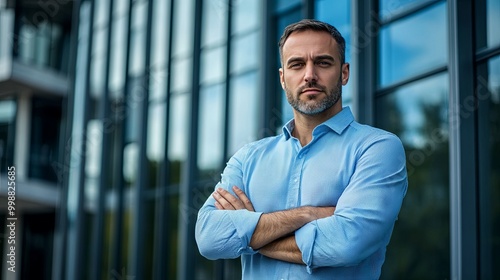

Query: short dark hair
[278,19,346,65]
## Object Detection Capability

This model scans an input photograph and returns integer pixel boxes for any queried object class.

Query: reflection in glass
[230,32,259,74]
[147,103,166,162]
[171,58,193,93]
[168,93,190,184]
[202,0,227,47]
[477,0,500,50]
[172,0,194,57]
[94,0,110,28]
[379,0,435,20]
[275,0,301,12]
[377,73,450,279]
[228,72,259,155]
[90,28,108,97]
[123,142,139,187]
[0,99,16,167]
[478,56,500,278]
[486,0,500,48]
[151,0,170,69]
[379,2,447,86]
[201,46,226,85]
[149,68,168,101]
[232,0,260,34]
[129,0,148,77]
[109,16,128,93]
[198,84,224,176]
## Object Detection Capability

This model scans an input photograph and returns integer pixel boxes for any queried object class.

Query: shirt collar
[282,107,355,140]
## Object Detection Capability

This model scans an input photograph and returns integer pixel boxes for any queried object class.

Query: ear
[279,68,285,89]
[341,63,350,85]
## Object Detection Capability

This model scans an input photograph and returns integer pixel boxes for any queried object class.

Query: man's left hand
[212,186,255,211]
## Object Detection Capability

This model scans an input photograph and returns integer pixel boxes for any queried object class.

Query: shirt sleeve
[195,144,263,260]
[295,133,408,272]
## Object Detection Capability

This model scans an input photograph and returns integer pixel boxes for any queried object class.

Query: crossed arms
[213,186,335,264]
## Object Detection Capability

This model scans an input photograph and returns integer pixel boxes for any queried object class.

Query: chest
[243,141,356,212]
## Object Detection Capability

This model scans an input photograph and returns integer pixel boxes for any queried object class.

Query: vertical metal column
[91,0,114,278]
[153,1,175,277]
[351,0,377,125]
[448,0,478,279]
[64,1,94,279]
[130,0,155,278]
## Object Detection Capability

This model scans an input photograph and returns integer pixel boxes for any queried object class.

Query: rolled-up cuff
[295,221,318,274]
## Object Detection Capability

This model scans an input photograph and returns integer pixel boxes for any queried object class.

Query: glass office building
[0,0,498,279]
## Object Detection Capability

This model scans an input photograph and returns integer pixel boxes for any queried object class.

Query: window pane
[377,73,450,279]
[147,102,166,162]
[109,15,128,93]
[29,97,63,183]
[275,0,301,12]
[171,58,192,93]
[201,46,226,85]
[379,2,447,86]
[379,0,435,20]
[198,84,224,176]
[202,0,227,47]
[0,98,16,167]
[168,93,190,184]
[172,0,194,57]
[230,32,259,74]
[478,55,500,278]
[128,1,148,76]
[151,0,170,69]
[476,0,500,50]
[90,28,108,97]
[232,0,260,34]
[228,72,259,154]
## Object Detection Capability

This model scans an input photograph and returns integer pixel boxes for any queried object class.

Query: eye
[289,62,304,69]
[317,60,332,67]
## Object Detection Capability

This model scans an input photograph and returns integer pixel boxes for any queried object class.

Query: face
[279,30,349,117]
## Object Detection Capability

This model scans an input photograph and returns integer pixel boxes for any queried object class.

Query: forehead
[282,30,339,60]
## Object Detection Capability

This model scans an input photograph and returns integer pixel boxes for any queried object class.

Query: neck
[292,105,341,146]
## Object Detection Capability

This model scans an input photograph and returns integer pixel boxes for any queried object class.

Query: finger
[212,191,235,210]
[232,186,254,211]
[216,188,246,209]
[214,201,223,210]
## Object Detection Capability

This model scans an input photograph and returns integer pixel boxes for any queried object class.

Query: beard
[285,76,342,116]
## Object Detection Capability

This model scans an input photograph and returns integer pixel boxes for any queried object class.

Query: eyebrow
[285,55,336,66]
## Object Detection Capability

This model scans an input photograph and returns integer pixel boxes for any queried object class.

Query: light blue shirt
[196,107,408,280]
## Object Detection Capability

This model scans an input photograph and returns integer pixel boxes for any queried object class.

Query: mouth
[301,88,323,96]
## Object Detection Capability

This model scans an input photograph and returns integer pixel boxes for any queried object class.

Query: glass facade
[0,0,498,279]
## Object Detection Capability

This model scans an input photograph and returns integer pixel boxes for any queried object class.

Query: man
[195,19,407,279]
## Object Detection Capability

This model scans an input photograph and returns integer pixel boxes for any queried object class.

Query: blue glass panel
[229,72,259,154]
[230,32,259,74]
[478,0,500,49]
[201,46,226,85]
[198,83,224,174]
[379,2,447,86]
[232,0,260,34]
[377,73,450,279]
[478,55,500,278]
[168,93,190,184]
[379,0,435,20]
[202,0,227,47]
[172,0,194,57]
[275,0,301,13]
[147,102,166,161]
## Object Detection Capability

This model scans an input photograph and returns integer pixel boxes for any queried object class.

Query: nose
[304,62,317,83]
